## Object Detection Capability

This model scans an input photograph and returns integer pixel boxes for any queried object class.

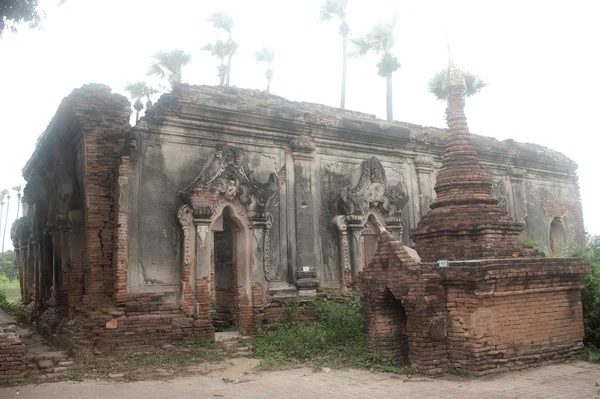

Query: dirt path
[2,361,599,398]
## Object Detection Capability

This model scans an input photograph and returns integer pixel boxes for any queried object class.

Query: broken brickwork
[358,232,449,375]
[11,80,588,358]
[359,232,588,376]
[442,257,588,375]
[410,66,541,261]
[355,60,588,376]
[0,313,26,385]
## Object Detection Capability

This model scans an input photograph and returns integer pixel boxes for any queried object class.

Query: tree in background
[570,235,600,348]
[351,17,401,122]
[254,47,275,93]
[203,40,238,88]
[207,12,235,86]
[1,190,10,261]
[319,0,350,109]
[11,186,21,220]
[0,0,42,37]
[428,69,487,101]
[147,49,192,89]
[124,81,158,122]
[0,250,17,281]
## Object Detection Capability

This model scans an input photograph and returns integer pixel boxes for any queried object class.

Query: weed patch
[252,292,412,375]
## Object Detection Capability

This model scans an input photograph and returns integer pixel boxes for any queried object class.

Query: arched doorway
[210,205,252,331]
[549,217,567,255]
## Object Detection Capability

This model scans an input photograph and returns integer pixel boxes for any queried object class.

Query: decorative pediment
[340,157,408,218]
[183,144,278,220]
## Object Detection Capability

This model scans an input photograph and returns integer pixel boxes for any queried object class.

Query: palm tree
[428,69,488,101]
[124,81,158,122]
[319,0,350,109]
[254,47,275,93]
[351,17,400,122]
[147,49,192,89]
[207,12,235,86]
[12,186,21,220]
[1,190,10,260]
[203,40,238,88]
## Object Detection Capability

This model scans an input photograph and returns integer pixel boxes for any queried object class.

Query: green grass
[0,277,20,302]
[581,346,600,364]
[251,294,413,375]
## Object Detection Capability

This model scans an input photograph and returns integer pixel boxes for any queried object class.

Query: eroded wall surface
[12,83,586,353]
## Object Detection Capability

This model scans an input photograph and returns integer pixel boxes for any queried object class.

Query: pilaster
[290,135,319,294]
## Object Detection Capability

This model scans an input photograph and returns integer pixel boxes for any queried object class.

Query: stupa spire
[410,52,541,261]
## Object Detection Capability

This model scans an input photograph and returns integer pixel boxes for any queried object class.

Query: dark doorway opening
[212,209,238,330]
[382,287,409,365]
[549,217,567,255]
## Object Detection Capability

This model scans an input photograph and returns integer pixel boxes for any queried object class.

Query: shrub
[0,289,21,317]
[569,235,600,347]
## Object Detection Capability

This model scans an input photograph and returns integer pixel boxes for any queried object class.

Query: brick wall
[358,232,588,376]
[442,258,588,376]
[0,324,26,385]
[358,232,449,375]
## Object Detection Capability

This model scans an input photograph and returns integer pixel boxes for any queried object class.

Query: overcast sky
[0,0,598,251]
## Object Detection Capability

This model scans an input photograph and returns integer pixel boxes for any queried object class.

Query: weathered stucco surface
[10,83,586,356]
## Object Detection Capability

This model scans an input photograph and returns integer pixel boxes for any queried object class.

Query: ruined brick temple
[10,59,588,374]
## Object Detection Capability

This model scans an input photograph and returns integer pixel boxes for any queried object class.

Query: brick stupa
[410,58,541,261]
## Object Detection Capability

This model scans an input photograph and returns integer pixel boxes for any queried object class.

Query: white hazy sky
[0,0,599,251]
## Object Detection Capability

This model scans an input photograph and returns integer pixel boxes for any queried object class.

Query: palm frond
[207,12,233,33]
[124,81,154,100]
[202,43,213,51]
[427,70,447,101]
[463,72,488,97]
[255,47,275,64]
[365,22,395,53]
[428,69,488,100]
[147,62,166,78]
[147,49,191,87]
[319,0,347,22]
[349,36,372,57]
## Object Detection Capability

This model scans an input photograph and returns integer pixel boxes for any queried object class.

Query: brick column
[68,211,84,309]
[57,214,70,311]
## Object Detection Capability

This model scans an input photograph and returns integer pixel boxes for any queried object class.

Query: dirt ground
[2,360,600,399]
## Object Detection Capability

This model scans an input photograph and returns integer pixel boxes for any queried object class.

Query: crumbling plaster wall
[127,85,584,292]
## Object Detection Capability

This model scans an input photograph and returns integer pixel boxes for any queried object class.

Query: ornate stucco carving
[414,155,434,170]
[332,216,351,273]
[177,205,192,266]
[340,156,408,218]
[289,135,316,153]
[334,157,409,285]
[263,213,274,281]
[182,144,278,220]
